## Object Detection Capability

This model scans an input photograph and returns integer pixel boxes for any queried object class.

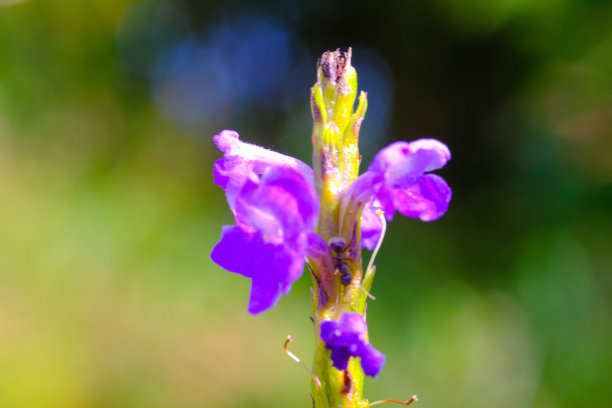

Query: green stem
[311,278,370,408]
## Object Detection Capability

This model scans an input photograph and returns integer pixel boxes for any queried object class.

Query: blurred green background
[1,0,611,407]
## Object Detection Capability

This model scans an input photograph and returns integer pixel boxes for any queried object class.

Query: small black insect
[329,237,352,286]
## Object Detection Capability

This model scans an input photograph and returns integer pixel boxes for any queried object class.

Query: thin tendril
[370,395,418,406]
[366,209,387,275]
[283,336,322,390]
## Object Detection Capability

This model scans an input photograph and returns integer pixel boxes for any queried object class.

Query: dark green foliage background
[0,1,610,407]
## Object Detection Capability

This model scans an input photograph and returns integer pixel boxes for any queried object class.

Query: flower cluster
[211,130,451,314]
[320,313,386,378]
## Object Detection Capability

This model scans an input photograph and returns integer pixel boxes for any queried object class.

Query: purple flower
[211,130,319,314]
[341,139,452,248]
[320,313,386,378]
[368,139,452,222]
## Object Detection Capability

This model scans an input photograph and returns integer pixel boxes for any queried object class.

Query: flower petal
[214,130,314,185]
[210,226,259,279]
[339,312,368,339]
[214,157,255,211]
[320,313,385,377]
[369,139,450,177]
[213,130,315,212]
[391,173,452,221]
[320,320,341,348]
[235,166,318,239]
[360,344,386,378]
[329,347,352,371]
[211,225,306,314]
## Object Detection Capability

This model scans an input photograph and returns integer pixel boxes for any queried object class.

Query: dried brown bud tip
[317,48,352,83]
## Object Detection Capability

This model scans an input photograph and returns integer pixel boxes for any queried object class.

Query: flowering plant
[211,49,451,407]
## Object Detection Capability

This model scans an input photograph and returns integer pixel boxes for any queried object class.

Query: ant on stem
[328,237,352,286]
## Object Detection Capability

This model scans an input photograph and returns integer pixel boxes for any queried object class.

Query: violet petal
[319,313,385,377]
[391,173,452,221]
[369,139,450,177]
[211,225,306,314]
[368,138,452,221]
[214,130,314,186]
[360,344,386,378]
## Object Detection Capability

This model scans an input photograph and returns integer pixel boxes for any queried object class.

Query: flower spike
[211,48,453,407]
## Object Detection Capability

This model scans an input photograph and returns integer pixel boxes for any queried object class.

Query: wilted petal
[305,232,336,304]
[306,232,332,264]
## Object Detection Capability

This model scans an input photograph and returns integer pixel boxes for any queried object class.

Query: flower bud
[316,49,359,140]
[311,49,368,242]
